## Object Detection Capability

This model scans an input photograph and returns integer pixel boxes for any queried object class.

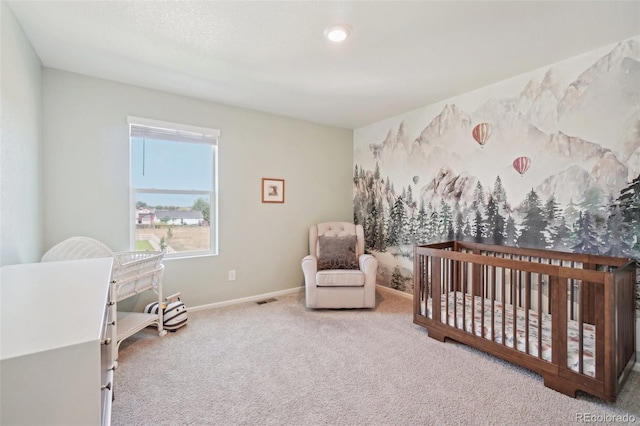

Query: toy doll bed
[413,241,636,402]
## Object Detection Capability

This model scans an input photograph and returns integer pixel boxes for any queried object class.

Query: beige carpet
[111,288,639,425]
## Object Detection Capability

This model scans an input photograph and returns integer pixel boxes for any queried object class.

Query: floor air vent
[255,298,277,305]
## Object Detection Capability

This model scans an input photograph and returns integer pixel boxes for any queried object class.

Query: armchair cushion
[317,270,365,286]
[317,235,359,270]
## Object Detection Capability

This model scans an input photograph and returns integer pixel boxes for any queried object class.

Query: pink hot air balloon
[472,123,492,148]
[513,156,531,177]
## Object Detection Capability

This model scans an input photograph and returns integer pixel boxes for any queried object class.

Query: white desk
[1,258,114,426]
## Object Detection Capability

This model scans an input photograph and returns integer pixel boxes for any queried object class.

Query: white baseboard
[190,284,411,312]
[189,286,304,312]
[376,284,413,299]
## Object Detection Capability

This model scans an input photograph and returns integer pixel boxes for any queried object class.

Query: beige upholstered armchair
[302,222,378,309]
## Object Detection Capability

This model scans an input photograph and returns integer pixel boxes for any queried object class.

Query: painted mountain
[354,37,640,309]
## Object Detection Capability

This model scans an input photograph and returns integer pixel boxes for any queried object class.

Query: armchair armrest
[302,254,318,284]
[359,254,378,276]
[359,254,378,308]
[302,254,318,308]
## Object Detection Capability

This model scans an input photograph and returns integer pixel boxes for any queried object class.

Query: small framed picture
[262,178,285,203]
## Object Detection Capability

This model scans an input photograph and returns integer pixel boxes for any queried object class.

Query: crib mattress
[422,292,596,377]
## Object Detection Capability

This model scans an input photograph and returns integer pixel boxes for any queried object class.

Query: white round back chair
[41,236,114,262]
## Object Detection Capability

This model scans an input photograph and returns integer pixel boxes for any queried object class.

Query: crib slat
[413,248,422,318]
[444,257,450,325]
[595,281,604,382]
[445,257,450,324]
[537,273,543,360]
[512,267,517,351]
[432,255,441,325]
[525,271,530,356]
[554,276,567,369]
[491,265,496,342]
[569,262,575,320]
[460,261,465,331]
[502,264,506,347]
[471,262,478,337]
[451,260,456,327]
[576,280,584,375]
[423,254,428,303]
[482,262,487,336]
[450,257,455,325]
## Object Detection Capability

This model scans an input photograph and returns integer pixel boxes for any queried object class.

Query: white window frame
[128,116,219,258]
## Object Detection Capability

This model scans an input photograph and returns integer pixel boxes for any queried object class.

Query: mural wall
[353,37,640,311]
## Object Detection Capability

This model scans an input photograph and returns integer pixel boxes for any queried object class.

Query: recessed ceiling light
[324,24,351,42]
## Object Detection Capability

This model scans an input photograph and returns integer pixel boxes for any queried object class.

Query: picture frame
[262,178,285,203]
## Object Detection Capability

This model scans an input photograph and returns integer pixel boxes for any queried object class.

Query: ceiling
[6,1,640,130]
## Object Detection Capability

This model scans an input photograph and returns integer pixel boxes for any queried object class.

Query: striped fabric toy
[145,293,188,331]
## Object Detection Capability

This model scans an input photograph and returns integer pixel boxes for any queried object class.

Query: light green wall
[42,69,353,308]
[0,2,43,267]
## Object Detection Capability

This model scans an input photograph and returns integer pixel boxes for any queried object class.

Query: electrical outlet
[228,270,236,281]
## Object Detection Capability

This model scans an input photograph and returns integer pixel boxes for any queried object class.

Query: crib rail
[413,241,636,402]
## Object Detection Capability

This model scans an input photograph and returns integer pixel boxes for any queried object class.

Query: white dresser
[1,258,114,426]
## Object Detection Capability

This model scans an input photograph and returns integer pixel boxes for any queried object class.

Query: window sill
[163,252,218,261]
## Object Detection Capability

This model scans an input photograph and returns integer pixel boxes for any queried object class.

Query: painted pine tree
[572,211,600,254]
[517,189,547,249]
[603,202,632,257]
[390,266,406,291]
[387,196,406,247]
[485,195,505,245]
[550,216,573,251]
[505,214,518,246]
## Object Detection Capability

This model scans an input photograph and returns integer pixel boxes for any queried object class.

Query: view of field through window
[135,226,210,254]
[135,195,211,255]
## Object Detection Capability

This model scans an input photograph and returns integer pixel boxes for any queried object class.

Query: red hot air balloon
[513,156,531,177]
[472,123,492,148]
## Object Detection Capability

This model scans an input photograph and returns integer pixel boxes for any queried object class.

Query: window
[128,116,219,257]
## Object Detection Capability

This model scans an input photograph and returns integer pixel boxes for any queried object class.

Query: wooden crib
[413,241,637,402]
